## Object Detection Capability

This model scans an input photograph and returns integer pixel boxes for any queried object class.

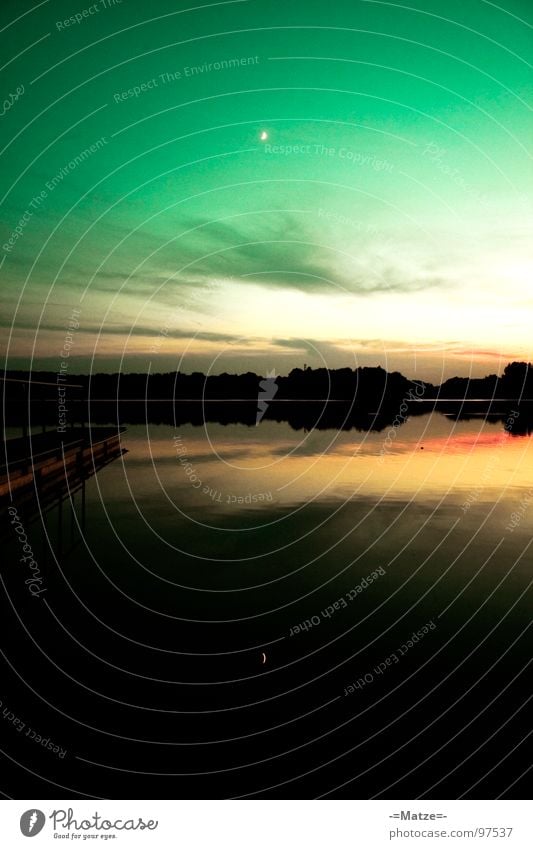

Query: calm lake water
[2,408,532,798]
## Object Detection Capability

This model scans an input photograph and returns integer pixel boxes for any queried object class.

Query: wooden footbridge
[1,427,126,532]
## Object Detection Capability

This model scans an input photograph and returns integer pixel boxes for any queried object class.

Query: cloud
[6,211,450,320]
[152,212,450,297]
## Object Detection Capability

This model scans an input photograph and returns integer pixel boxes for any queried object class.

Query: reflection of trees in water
[3,362,533,434]
[4,399,532,435]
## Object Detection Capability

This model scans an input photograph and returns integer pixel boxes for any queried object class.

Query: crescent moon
[261,652,267,664]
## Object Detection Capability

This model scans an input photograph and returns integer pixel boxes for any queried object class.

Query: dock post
[81,477,86,533]
[70,491,75,547]
[57,496,63,560]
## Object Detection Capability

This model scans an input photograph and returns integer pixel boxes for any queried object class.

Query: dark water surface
[2,407,532,798]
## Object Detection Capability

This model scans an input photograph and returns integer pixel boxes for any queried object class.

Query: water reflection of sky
[74,411,533,615]
[110,414,533,515]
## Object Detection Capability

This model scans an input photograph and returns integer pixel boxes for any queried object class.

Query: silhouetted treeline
[2,360,533,403]
[438,362,533,400]
[3,365,419,402]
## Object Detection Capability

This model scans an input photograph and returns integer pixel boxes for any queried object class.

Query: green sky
[1,0,531,381]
